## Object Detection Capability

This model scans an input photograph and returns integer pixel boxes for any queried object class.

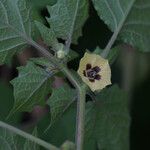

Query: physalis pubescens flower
[77,52,111,91]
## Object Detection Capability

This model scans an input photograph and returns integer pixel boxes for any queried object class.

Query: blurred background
[0,0,150,149]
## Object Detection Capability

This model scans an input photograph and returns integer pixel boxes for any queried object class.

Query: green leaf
[0,127,39,150]
[46,0,89,44]
[67,50,79,61]
[30,57,55,68]
[107,47,119,65]
[0,0,32,64]
[35,21,61,51]
[30,57,60,76]
[84,85,130,150]
[94,47,119,65]
[92,0,150,52]
[35,21,79,61]
[47,84,76,127]
[23,128,40,150]
[10,61,53,115]
[31,0,56,10]
[37,103,76,147]
[31,0,57,40]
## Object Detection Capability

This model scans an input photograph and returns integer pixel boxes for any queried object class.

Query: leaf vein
[117,0,124,16]
[104,0,118,30]
[0,42,26,53]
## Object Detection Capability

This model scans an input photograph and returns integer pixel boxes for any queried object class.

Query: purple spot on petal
[86,64,92,70]
[92,66,100,73]
[94,74,101,80]
[83,70,86,76]
[83,64,102,82]
[89,79,95,82]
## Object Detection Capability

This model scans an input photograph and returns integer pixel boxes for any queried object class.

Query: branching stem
[11,18,87,150]
[62,67,86,150]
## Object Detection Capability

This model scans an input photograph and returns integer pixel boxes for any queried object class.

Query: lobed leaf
[35,22,79,60]
[0,0,32,64]
[10,61,53,115]
[47,84,76,128]
[84,85,130,150]
[46,0,89,44]
[30,57,55,69]
[35,21,61,51]
[0,127,39,150]
[94,47,119,65]
[92,0,150,52]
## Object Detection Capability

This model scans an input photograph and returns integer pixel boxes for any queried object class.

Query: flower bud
[56,50,65,59]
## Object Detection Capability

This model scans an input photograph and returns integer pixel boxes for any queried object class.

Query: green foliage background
[0,0,150,149]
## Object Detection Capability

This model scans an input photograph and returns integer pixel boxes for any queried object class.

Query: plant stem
[15,28,87,149]
[25,38,59,66]
[76,87,86,150]
[62,67,81,89]
[62,67,86,150]
[0,121,59,150]
[7,4,87,148]
[26,35,87,150]
[18,25,86,149]
[9,25,58,65]
[101,0,135,58]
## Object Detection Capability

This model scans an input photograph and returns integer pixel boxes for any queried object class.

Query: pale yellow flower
[77,52,111,91]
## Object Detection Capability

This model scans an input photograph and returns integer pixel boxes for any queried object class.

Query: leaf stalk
[0,121,59,150]
[101,0,135,58]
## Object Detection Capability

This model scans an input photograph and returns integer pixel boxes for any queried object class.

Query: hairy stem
[9,25,58,66]
[0,121,59,150]
[101,0,135,58]
[28,39,86,149]
[9,9,86,149]
[62,67,81,89]
[76,87,86,150]
[25,37,59,67]
[62,67,86,150]
[23,35,86,149]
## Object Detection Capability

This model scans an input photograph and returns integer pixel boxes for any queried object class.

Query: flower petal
[77,52,111,91]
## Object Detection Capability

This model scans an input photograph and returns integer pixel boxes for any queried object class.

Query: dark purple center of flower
[83,64,101,82]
